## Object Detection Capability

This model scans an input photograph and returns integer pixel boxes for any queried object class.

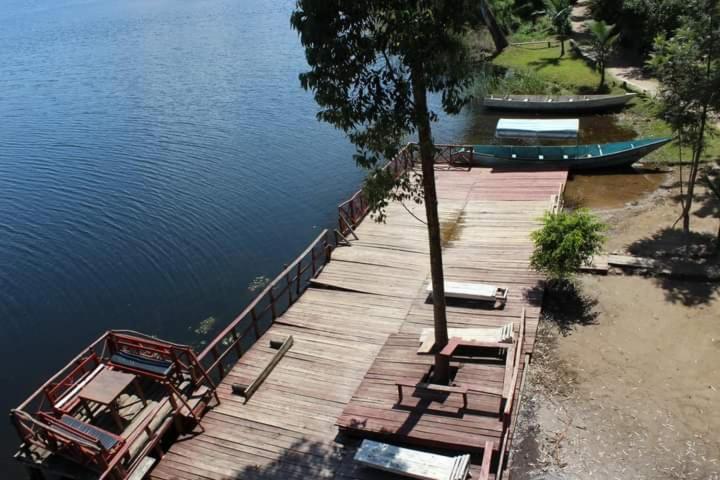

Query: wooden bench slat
[354,439,471,480]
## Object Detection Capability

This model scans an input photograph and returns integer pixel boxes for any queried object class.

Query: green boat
[470,138,672,170]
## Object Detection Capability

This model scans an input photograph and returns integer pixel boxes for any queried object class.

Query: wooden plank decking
[150,167,568,480]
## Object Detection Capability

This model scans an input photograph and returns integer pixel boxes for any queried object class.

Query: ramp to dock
[150,168,567,480]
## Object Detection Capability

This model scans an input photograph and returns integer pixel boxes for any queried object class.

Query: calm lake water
[0,0,477,473]
[0,0,648,475]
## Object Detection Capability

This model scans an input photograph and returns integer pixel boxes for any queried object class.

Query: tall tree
[481,0,510,52]
[544,0,572,56]
[588,20,619,90]
[648,0,720,234]
[291,1,481,384]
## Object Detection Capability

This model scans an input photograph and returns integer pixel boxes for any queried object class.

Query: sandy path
[570,0,660,96]
[510,170,720,480]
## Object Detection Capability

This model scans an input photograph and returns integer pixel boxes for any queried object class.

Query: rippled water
[0,0,477,471]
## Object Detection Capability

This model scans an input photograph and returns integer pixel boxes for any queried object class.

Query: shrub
[530,209,607,279]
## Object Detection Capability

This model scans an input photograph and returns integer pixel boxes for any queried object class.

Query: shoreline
[510,167,720,479]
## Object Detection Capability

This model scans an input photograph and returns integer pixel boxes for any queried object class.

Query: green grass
[493,44,601,93]
[621,97,720,163]
[490,42,720,164]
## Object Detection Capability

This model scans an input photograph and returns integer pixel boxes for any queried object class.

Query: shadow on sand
[627,227,720,306]
[541,279,599,335]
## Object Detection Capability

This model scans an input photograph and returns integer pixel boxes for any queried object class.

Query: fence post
[231,328,242,356]
[311,247,317,276]
[211,346,224,378]
[269,289,277,320]
[251,308,260,340]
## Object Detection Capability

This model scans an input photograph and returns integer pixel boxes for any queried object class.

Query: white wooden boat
[483,93,636,112]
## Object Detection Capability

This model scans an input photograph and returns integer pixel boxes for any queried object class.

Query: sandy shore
[510,168,720,480]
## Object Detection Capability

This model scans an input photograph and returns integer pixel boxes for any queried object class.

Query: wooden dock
[149,166,568,480]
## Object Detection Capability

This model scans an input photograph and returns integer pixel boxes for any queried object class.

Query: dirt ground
[510,167,720,480]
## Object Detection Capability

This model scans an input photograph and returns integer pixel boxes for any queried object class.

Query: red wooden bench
[396,380,470,409]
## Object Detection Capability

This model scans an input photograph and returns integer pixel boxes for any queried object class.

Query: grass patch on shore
[490,42,720,164]
[493,44,600,92]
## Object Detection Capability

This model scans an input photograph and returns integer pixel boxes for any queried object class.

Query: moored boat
[470,137,671,170]
[496,118,579,139]
[483,93,636,112]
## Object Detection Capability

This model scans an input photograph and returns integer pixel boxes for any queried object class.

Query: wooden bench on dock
[426,281,509,304]
[396,380,470,410]
[354,439,472,480]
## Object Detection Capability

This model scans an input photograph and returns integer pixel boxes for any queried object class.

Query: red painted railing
[197,229,332,383]
[337,143,473,235]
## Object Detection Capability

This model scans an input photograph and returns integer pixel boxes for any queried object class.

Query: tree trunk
[682,57,712,235]
[560,38,565,56]
[599,62,605,89]
[411,64,450,385]
[683,124,705,234]
[479,0,508,53]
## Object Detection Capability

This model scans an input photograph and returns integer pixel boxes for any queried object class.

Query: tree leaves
[291,0,481,218]
[530,209,607,280]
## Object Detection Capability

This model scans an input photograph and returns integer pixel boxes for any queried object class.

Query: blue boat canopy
[495,118,579,139]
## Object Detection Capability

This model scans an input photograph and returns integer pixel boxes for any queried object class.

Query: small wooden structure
[339,309,525,454]
[417,325,514,354]
[11,331,217,480]
[427,280,508,304]
[354,439,472,480]
[231,336,293,402]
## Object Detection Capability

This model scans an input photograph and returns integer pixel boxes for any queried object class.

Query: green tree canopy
[647,0,720,234]
[291,0,484,383]
[588,20,619,90]
[530,209,606,280]
[544,0,572,55]
[590,0,686,56]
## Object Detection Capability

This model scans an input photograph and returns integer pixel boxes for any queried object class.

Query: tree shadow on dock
[233,435,402,480]
[541,279,599,335]
[233,437,348,479]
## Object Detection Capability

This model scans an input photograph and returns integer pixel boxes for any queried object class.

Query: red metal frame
[44,352,103,415]
[11,330,218,480]
[12,410,125,474]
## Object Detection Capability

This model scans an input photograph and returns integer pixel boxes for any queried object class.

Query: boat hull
[470,138,671,170]
[483,94,636,112]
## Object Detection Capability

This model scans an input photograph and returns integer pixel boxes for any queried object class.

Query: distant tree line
[489,0,689,60]
[589,0,685,56]
[486,0,550,33]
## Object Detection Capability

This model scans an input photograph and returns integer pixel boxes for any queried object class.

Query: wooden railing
[337,144,417,235]
[15,334,109,416]
[197,229,332,383]
[497,308,527,480]
[337,143,474,236]
[551,181,566,214]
